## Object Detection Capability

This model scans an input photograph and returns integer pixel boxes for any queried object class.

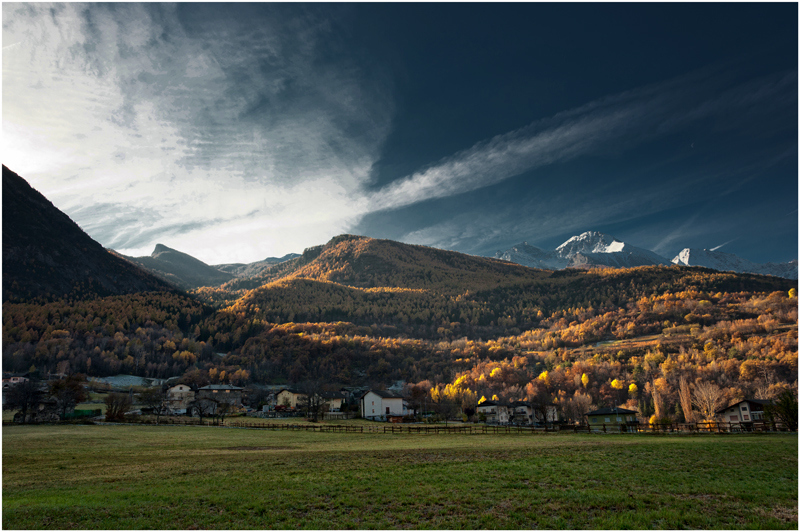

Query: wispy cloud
[3,4,389,263]
[368,68,796,212]
[710,240,735,252]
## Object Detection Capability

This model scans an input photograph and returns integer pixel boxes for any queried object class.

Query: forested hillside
[3,231,797,417]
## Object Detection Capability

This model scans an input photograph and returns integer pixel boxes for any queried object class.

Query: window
[616,416,622,422]
[225,390,230,393]
[605,417,611,422]
[213,390,218,393]
[386,407,390,414]
[741,406,748,411]
[592,417,598,423]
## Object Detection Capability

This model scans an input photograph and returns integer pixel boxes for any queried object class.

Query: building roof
[477,401,502,407]
[277,388,306,395]
[365,389,403,399]
[320,391,346,399]
[716,398,772,414]
[199,384,243,391]
[586,407,638,416]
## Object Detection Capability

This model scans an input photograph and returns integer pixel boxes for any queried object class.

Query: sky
[3,3,797,265]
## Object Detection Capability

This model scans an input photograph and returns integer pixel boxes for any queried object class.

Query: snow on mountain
[672,248,798,280]
[494,231,671,271]
[553,231,671,267]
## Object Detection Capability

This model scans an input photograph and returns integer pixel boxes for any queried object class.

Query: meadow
[2,424,797,529]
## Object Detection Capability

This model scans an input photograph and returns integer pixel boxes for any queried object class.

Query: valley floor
[2,425,797,529]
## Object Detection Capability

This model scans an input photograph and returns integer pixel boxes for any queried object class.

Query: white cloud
[3,4,390,263]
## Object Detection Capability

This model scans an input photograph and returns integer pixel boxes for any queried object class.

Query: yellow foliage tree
[538,370,550,386]
[581,373,589,388]
[628,383,638,396]
[790,288,797,299]
[611,379,624,390]
[478,395,487,404]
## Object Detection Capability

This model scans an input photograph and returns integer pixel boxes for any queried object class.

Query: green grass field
[2,425,797,529]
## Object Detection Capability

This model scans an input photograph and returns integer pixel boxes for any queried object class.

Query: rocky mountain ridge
[2,165,174,301]
[494,231,672,271]
[672,248,798,280]
[494,231,796,279]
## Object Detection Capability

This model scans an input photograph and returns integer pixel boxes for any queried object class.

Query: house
[716,399,772,424]
[197,384,244,406]
[320,391,346,411]
[586,407,639,432]
[165,384,195,414]
[508,401,533,424]
[2,373,31,405]
[2,373,29,389]
[275,388,307,409]
[530,403,559,424]
[360,390,404,420]
[476,401,509,423]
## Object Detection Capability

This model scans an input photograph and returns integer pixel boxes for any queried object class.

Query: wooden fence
[6,417,791,435]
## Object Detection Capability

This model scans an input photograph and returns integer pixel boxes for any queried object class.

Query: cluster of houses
[162,383,245,415]
[4,372,779,429]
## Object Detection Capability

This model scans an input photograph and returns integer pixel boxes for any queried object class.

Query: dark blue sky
[4,3,797,264]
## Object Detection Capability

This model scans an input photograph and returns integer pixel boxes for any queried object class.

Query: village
[2,371,788,434]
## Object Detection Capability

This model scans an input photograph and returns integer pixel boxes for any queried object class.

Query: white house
[360,390,404,420]
[476,401,509,423]
[716,399,771,424]
[165,384,195,414]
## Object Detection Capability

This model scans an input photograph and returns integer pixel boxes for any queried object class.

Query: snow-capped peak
[555,231,627,257]
[671,248,797,279]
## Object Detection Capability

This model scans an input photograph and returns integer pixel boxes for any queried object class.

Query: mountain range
[671,248,798,280]
[3,164,796,306]
[494,231,797,280]
[2,165,796,389]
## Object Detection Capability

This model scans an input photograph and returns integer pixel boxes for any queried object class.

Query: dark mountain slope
[2,165,174,302]
[124,244,234,290]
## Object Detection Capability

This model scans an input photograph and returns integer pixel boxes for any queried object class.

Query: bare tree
[297,380,328,422]
[754,366,777,400]
[104,393,132,421]
[692,381,725,421]
[651,384,665,421]
[213,400,235,424]
[49,374,88,421]
[678,377,695,423]
[191,397,218,423]
[139,387,168,424]
[4,380,45,423]
[571,392,593,424]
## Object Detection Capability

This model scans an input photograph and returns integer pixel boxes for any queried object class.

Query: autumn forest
[3,232,797,424]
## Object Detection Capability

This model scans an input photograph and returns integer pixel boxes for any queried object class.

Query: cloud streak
[368,68,796,212]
